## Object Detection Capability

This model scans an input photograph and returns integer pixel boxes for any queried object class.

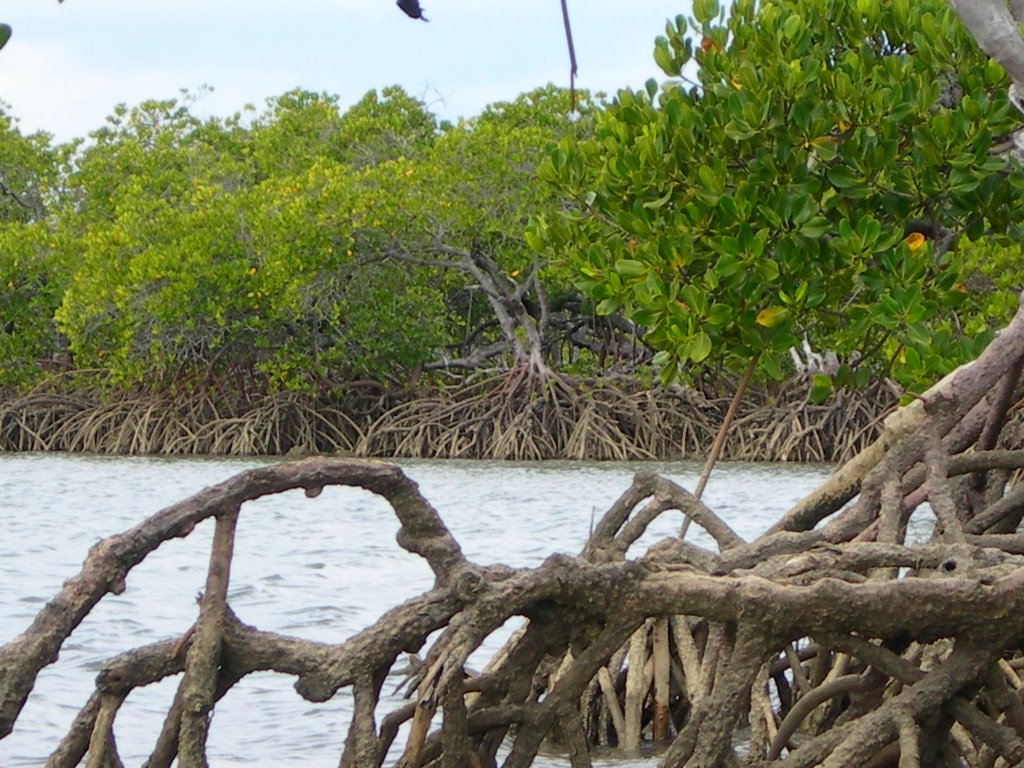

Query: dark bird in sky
[397,0,428,21]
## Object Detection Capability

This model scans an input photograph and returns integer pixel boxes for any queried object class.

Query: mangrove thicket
[1,0,1024,460]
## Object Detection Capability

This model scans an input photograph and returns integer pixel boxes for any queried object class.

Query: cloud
[0,39,291,140]
[67,0,368,13]
[0,1,690,142]
[0,41,104,139]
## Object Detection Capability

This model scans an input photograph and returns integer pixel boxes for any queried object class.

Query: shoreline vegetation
[0,372,898,462]
[2,40,1021,454]
[10,1,1024,766]
[1,4,1021,472]
[5,293,1024,768]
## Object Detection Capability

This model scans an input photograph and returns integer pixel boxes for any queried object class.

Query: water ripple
[0,454,832,767]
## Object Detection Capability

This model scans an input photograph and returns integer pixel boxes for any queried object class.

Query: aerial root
[0,389,363,455]
[6,301,1024,766]
[1,371,898,460]
[10,436,1024,767]
[356,371,897,462]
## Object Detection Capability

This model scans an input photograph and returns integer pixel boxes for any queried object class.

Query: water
[0,454,833,767]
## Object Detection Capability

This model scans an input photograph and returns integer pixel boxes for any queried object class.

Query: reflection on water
[0,454,833,767]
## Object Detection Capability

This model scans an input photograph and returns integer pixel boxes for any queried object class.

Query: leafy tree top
[37,84,589,392]
[533,0,1024,390]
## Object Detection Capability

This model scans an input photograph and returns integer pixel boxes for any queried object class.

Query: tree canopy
[0,85,596,394]
[2,0,1024,408]
[533,0,1024,396]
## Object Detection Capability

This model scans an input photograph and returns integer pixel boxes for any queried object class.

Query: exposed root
[6,307,1024,767]
[0,371,896,461]
[0,389,362,456]
[4,298,1024,766]
[357,373,896,463]
[0,369,894,462]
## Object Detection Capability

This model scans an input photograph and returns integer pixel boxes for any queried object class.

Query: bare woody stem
[682,353,760,537]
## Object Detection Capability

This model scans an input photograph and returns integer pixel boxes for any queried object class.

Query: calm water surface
[0,454,833,767]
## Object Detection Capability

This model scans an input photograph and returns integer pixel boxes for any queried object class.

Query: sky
[0,1,693,144]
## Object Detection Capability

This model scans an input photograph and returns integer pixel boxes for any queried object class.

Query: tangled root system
[0,372,894,462]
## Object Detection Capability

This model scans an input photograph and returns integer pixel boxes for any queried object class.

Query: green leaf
[679,284,709,315]
[856,217,881,248]
[693,0,720,24]
[949,168,980,193]
[658,358,679,385]
[536,158,561,185]
[687,330,713,362]
[651,349,672,367]
[698,165,725,195]
[524,228,545,253]
[724,119,756,141]
[906,322,932,347]
[782,14,803,40]
[762,353,784,380]
[809,373,833,404]
[827,166,860,189]
[643,188,674,209]
[706,303,732,325]
[755,259,780,282]
[0,24,11,52]
[855,0,879,21]
[614,259,647,277]
[654,37,677,76]
[799,216,831,238]
[791,194,816,226]
[716,253,741,276]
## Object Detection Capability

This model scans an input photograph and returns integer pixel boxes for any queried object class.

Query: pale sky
[0,1,693,143]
